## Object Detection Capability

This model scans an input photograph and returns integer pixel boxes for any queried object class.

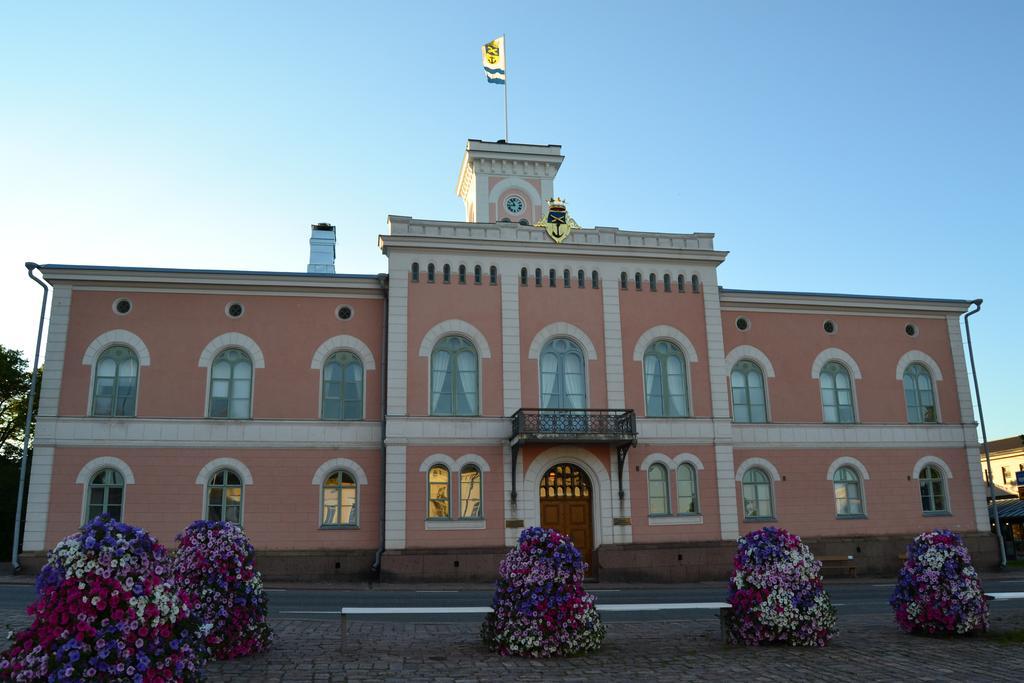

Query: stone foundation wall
[379,547,508,583]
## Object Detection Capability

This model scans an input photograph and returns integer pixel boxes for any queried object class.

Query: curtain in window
[903,364,936,423]
[731,361,767,423]
[456,350,478,414]
[644,355,663,416]
[430,349,451,414]
[540,351,559,409]
[92,346,138,416]
[562,350,585,410]
[820,362,854,423]
[539,339,587,410]
[644,341,688,417]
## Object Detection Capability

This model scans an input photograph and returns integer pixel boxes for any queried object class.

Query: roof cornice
[719,288,971,315]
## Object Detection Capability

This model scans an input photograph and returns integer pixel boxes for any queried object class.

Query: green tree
[0,345,41,562]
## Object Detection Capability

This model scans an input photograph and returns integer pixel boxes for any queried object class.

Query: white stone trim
[810,348,862,380]
[527,322,598,361]
[76,456,136,485]
[701,270,731,421]
[198,332,266,369]
[731,422,972,449]
[523,446,613,548]
[911,455,953,480]
[22,446,54,551]
[488,176,544,219]
[425,519,487,531]
[648,515,704,526]
[387,268,409,415]
[311,458,369,486]
[602,282,625,409]
[82,330,152,367]
[36,286,71,419]
[417,319,492,359]
[825,456,870,481]
[310,335,376,371]
[735,457,781,482]
[965,446,990,532]
[195,457,254,485]
[895,350,943,382]
[384,445,407,549]
[500,267,522,414]
[723,345,776,378]
[946,314,976,427]
[639,452,705,472]
[631,325,700,364]
[418,453,491,473]
[715,444,739,539]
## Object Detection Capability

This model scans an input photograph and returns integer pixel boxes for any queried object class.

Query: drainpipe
[11,263,48,574]
[370,274,389,579]
[964,299,1006,567]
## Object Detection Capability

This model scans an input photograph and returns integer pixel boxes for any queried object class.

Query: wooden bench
[818,555,857,578]
[338,602,733,650]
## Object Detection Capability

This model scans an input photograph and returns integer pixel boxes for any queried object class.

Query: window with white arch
[428,465,451,519]
[730,360,766,423]
[91,346,138,417]
[819,361,855,423]
[833,466,865,517]
[85,469,125,522]
[919,465,948,514]
[460,465,483,519]
[431,336,479,416]
[209,348,253,419]
[903,363,937,424]
[742,468,774,520]
[207,469,244,523]
[321,470,358,527]
[643,340,689,417]
[645,461,700,517]
[540,338,586,409]
[322,351,363,420]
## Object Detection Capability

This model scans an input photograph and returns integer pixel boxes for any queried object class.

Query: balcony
[510,408,638,447]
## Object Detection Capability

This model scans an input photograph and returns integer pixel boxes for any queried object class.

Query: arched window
[678,274,686,293]
[903,363,937,423]
[649,273,657,291]
[430,336,479,416]
[411,262,419,282]
[620,272,628,290]
[460,465,482,519]
[540,338,586,409]
[322,351,363,420]
[742,468,774,520]
[443,264,451,284]
[428,465,450,519]
[207,469,243,523]
[469,265,477,284]
[647,463,670,515]
[577,269,585,288]
[549,268,556,287]
[520,267,528,286]
[535,268,542,287]
[730,360,767,423]
[427,263,435,283]
[591,271,599,289]
[691,275,700,293]
[563,269,571,288]
[634,272,642,290]
[833,466,864,516]
[321,470,358,527]
[664,274,671,292]
[819,361,855,423]
[643,341,689,417]
[91,345,138,417]
[489,266,497,285]
[209,348,253,419]
[86,469,124,522]
[677,463,699,514]
[919,465,948,514]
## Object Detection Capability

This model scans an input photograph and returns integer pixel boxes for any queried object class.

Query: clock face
[505,196,525,214]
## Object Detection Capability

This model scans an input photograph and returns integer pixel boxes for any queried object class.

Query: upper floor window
[460,465,483,519]
[430,336,478,416]
[647,464,670,515]
[209,348,252,419]
[730,360,766,423]
[742,467,774,520]
[833,466,864,517]
[643,341,689,417]
[92,346,138,417]
[540,338,586,409]
[919,465,948,514]
[322,351,363,420]
[86,468,124,522]
[903,363,937,423]
[207,469,243,524]
[321,470,358,527]
[428,464,450,519]
[819,361,854,423]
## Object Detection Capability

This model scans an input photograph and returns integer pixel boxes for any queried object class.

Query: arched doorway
[539,463,594,572]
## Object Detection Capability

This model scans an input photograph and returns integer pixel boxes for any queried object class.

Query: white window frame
[76,457,135,524]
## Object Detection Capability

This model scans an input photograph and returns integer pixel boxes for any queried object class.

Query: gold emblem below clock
[534,198,580,244]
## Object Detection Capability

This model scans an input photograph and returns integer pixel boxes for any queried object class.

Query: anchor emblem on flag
[534,198,580,244]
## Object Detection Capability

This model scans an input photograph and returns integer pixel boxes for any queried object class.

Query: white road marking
[280,610,343,614]
[415,590,459,593]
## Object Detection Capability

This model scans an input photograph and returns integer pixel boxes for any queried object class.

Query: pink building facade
[21,140,995,580]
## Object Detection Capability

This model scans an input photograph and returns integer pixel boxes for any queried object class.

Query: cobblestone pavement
[5,606,1024,681]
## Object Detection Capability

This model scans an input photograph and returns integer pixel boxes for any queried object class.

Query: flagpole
[503,33,509,141]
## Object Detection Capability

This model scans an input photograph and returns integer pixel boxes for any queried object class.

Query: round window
[505,196,525,214]
[823,320,837,334]
[113,298,132,315]
[905,323,918,337]
[736,317,750,331]
[226,303,244,318]
[337,306,353,321]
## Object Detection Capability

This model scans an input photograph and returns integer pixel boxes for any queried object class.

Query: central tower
[455,140,564,224]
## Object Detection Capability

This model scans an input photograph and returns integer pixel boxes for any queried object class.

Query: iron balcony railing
[510,408,637,446]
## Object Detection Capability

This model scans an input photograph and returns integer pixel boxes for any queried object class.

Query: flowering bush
[172,520,272,659]
[890,529,988,635]
[481,526,605,657]
[726,527,837,646]
[0,515,207,681]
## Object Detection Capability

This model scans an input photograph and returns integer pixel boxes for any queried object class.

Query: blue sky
[1,1,1020,438]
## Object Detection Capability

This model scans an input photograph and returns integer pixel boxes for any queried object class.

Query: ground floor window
[86,468,124,522]
[207,468,244,524]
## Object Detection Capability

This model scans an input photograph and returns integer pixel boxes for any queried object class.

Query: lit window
[819,361,855,423]
[86,469,124,522]
[91,346,138,417]
[460,465,483,519]
[730,360,767,423]
[919,465,948,514]
[903,363,937,423]
[643,341,689,417]
[209,348,252,419]
[833,466,864,516]
[647,463,670,515]
[207,469,243,524]
[742,467,774,520]
[430,336,479,416]
[321,470,358,527]
[677,463,699,514]
[540,338,586,409]
[428,465,450,519]
[322,351,363,420]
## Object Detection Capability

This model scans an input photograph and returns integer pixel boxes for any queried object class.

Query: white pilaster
[36,285,71,418]
[609,446,633,544]
[946,314,977,429]
[386,270,409,416]
[500,268,522,415]
[384,445,407,550]
[701,270,730,419]
[601,280,625,409]
[715,443,740,540]
[22,446,54,551]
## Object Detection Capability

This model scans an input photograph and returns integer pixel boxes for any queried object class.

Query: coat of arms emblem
[534,198,580,244]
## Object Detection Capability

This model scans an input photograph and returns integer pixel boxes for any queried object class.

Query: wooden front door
[539,464,594,574]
